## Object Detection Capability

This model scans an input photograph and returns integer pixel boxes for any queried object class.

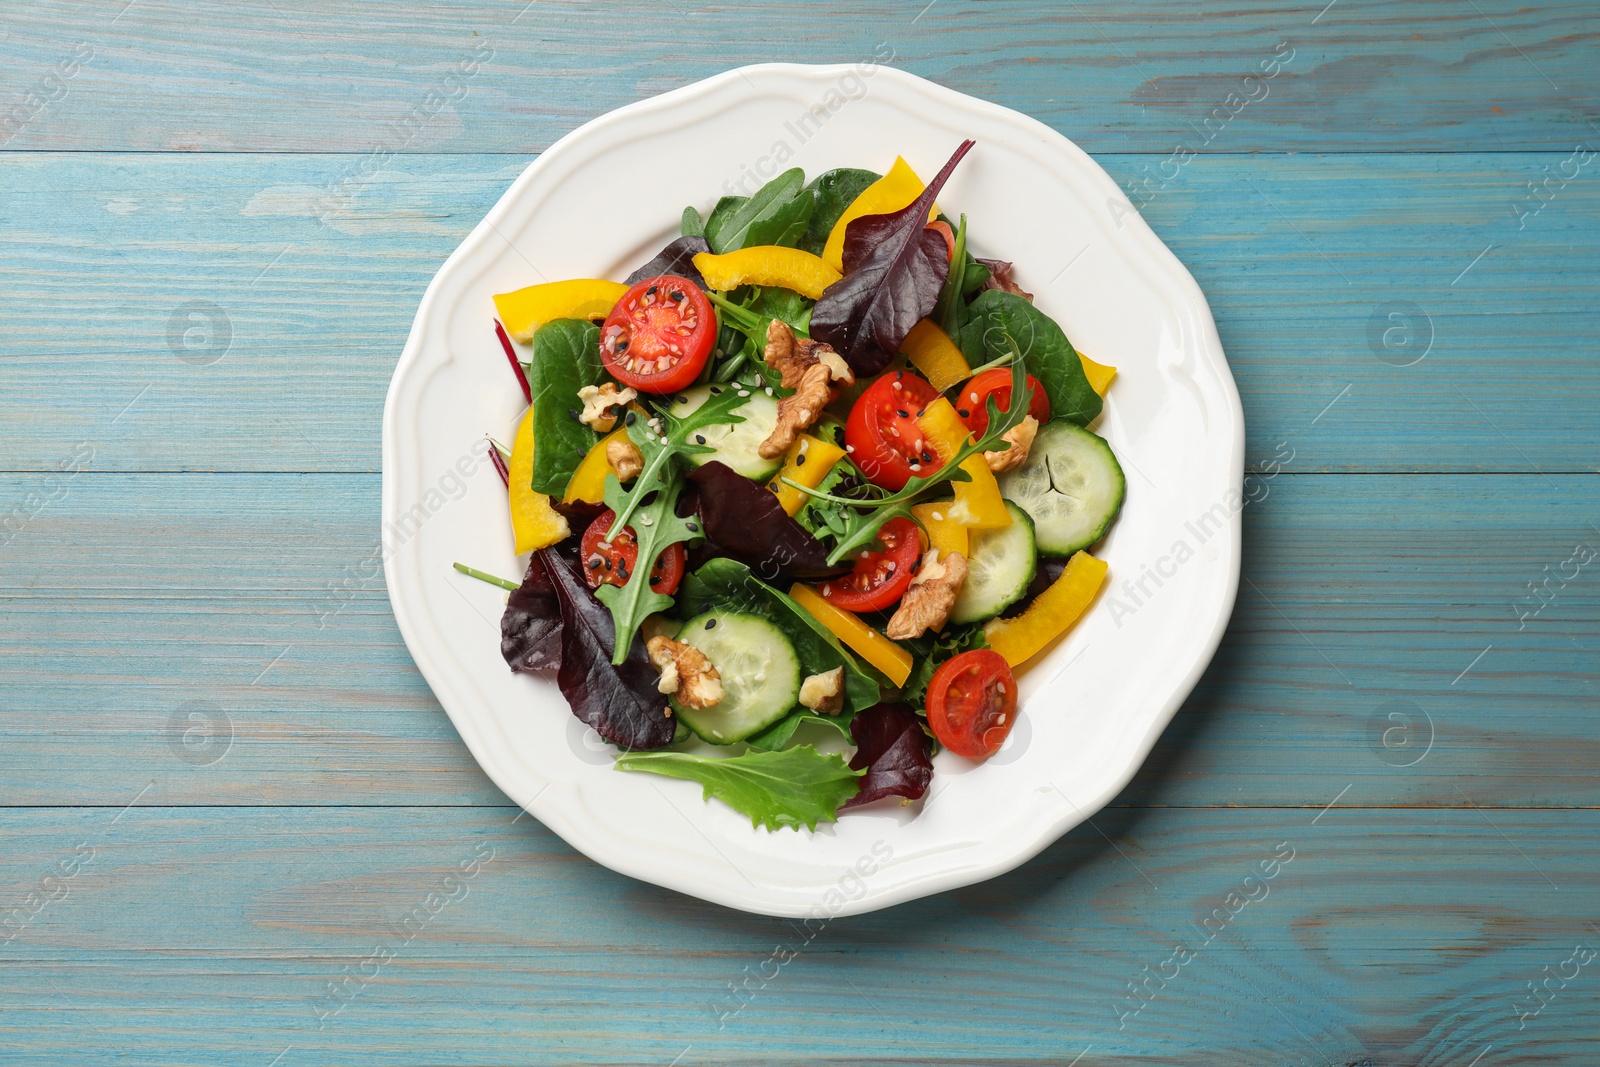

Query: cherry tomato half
[845,371,943,491]
[579,508,686,596]
[955,368,1051,437]
[600,275,715,394]
[818,517,922,613]
[926,649,1019,758]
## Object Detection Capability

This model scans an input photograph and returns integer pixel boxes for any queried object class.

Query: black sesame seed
[625,411,637,426]
[709,386,722,395]
[645,285,658,297]
[616,340,629,352]
[796,454,806,466]
[676,394,688,404]
[686,522,699,533]
[958,409,970,418]
[921,452,934,464]
[705,618,716,630]
[896,409,910,418]
[587,558,604,569]
[568,408,582,422]
[669,291,684,302]
[694,434,705,444]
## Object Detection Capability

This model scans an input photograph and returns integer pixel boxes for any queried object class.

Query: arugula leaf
[782,340,1035,565]
[934,213,971,337]
[525,319,603,495]
[959,290,1101,426]
[614,746,863,831]
[706,169,811,253]
[604,387,749,536]
[681,205,705,238]
[799,168,881,255]
[810,140,974,376]
[593,471,699,665]
[676,557,880,714]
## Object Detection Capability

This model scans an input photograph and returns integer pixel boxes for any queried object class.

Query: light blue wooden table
[3,2,1597,1063]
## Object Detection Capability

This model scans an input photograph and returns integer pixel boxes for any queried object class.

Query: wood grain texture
[1,0,1596,153]
[1,152,1597,473]
[4,4,1600,1060]
[1,806,1595,1065]
[2,471,1594,808]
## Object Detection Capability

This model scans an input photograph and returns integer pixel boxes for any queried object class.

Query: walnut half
[606,437,644,482]
[984,415,1038,473]
[576,383,638,432]
[646,636,723,709]
[885,550,969,640]
[798,667,845,714]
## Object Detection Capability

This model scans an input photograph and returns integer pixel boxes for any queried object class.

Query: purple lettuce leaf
[976,257,1034,301]
[500,550,564,674]
[626,236,712,288]
[538,546,676,750]
[810,140,975,376]
[685,462,847,580]
[844,703,933,809]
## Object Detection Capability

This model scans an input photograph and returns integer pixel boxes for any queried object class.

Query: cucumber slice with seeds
[998,420,1125,557]
[675,385,782,481]
[670,612,800,744]
[950,501,1036,624]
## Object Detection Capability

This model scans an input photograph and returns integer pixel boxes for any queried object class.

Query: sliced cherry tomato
[818,517,922,613]
[926,649,1018,759]
[956,368,1051,437]
[599,275,715,394]
[579,508,685,596]
[927,220,955,262]
[845,371,943,491]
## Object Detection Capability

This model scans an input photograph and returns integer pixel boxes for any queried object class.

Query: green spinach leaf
[614,746,863,831]
[525,319,603,495]
[745,711,853,752]
[799,167,880,254]
[676,557,881,714]
[958,290,1101,426]
[681,205,705,238]
[706,169,811,253]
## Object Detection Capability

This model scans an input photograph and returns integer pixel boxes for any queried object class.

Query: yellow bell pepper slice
[769,434,846,516]
[910,502,969,558]
[916,398,1011,530]
[508,408,571,553]
[789,584,913,686]
[984,552,1108,668]
[900,319,971,392]
[1079,352,1117,397]
[493,279,629,345]
[562,426,630,505]
[822,157,936,272]
[692,247,841,301]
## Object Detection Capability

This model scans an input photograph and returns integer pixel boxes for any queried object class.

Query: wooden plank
[0,805,1595,1063]
[2,471,1595,808]
[1,151,1597,474]
[2,1,1595,153]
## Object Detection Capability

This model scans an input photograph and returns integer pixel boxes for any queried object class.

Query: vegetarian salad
[457,140,1125,831]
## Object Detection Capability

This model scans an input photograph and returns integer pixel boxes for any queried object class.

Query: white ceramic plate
[383,63,1242,917]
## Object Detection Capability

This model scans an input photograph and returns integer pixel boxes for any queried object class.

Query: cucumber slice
[674,384,782,480]
[998,420,1125,557]
[670,612,800,744]
[950,501,1036,624]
